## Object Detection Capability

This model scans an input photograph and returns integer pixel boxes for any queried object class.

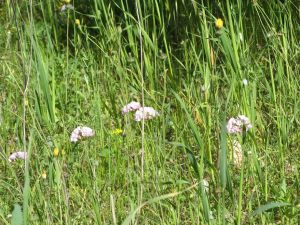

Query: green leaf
[251,202,291,217]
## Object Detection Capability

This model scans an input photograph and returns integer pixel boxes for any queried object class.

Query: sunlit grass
[0,0,299,224]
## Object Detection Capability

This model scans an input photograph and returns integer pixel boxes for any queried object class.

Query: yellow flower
[42,171,47,179]
[215,18,224,29]
[75,19,80,25]
[53,147,59,157]
[111,128,123,135]
[64,0,71,3]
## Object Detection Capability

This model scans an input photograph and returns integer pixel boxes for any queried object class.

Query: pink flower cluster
[134,107,160,121]
[122,101,159,121]
[9,151,27,163]
[121,101,141,115]
[226,115,252,134]
[70,126,95,143]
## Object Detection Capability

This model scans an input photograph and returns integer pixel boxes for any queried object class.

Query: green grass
[0,0,300,224]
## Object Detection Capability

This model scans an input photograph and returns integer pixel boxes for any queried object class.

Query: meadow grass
[0,0,299,224]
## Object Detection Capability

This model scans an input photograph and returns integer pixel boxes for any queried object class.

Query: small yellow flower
[53,147,59,157]
[64,0,71,3]
[75,19,80,25]
[111,128,123,135]
[215,18,224,29]
[42,171,47,179]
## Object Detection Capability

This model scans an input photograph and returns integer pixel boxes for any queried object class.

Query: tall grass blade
[220,119,227,189]
[122,183,199,225]
[32,37,55,124]
[173,92,202,148]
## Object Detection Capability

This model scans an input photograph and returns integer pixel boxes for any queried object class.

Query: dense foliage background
[0,0,299,224]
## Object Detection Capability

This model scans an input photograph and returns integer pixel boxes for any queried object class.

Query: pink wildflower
[70,126,95,143]
[134,107,159,121]
[121,101,141,115]
[60,4,74,12]
[226,115,252,134]
[9,151,27,162]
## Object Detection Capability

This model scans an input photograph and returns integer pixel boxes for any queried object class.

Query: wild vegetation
[0,0,299,224]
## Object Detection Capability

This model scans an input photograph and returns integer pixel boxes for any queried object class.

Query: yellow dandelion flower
[215,18,224,29]
[111,128,123,135]
[53,147,59,157]
[75,19,80,25]
[42,171,47,179]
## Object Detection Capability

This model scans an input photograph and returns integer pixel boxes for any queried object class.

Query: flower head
[111,128,123,135]
[70,126,95,143]
[60,4,74,12]
[226,115,252,134]
[42,171,47,179]
[122,101,141,115]
[134,107,159,121]
[75,19,80,25]
[53,147,59,157]
[8,151,27,163]
[215,18,224,29]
